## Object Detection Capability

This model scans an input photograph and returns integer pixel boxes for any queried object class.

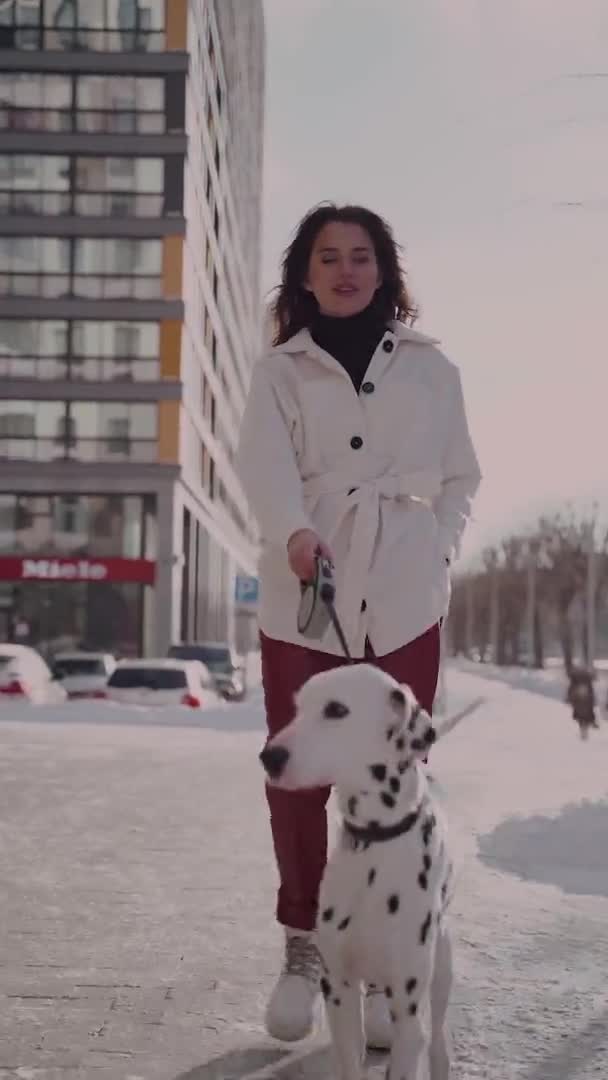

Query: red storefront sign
[0,556,156,585]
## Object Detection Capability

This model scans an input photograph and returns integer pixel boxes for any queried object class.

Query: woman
[237,203,481,1047]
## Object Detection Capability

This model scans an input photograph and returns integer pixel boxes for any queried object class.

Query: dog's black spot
[322,906,334,922]
[388,893,400,914]
[368,867,376,886]
[397,759,409,774]
[390,1009,397,1024]
[337,916,351,931]
[409,1001,418,1016]
[423,854,432,872]
[343,979,351,988]
[386,725,396,741]
[347,796,358,818]
[424,725,436,745]
[406,977,417,994]
[421,814,436,846]
[389,776,400,794]
[385,985,393,998]
[381,792,396,809]
[441,880,448,902]
[332,996,341,1007]
[418,872,428,890]
[320,976,331,999]
[323,699,350,720]
[395,735,406,752]
[390,687,406,708]
[420,911,432,944]
[370,763,387,782]
[411,737,424,752]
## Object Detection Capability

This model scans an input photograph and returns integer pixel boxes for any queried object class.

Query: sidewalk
[1,669,607,1079]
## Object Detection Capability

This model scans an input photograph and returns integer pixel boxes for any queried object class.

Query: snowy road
[0,666,607,1079]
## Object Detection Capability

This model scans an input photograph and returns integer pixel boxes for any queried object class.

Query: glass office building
[0,0,264,657]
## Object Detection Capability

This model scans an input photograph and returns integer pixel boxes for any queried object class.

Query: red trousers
[260,624,441,931]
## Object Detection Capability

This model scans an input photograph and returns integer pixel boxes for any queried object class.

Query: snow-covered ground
[1,662,607,1079]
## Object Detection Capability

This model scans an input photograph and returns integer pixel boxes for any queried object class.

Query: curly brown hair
[270,203,418,346]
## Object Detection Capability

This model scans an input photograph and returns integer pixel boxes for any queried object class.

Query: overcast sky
[261,0,608,562]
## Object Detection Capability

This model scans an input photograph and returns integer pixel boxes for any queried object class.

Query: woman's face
[304,221,382,318]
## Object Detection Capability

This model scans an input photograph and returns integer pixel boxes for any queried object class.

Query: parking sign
[235,575,259,606]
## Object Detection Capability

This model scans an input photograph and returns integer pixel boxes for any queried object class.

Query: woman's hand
[287,528,333,583]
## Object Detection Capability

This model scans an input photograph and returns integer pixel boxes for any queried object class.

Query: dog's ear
[386,685,408,741]
[389,686,406,713]
[407,702,437,758]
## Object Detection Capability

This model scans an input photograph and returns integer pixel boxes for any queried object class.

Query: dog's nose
[259,744,290,780]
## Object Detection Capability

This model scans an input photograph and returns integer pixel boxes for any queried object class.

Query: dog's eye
[390,687,406,708]
[323,700,350,720]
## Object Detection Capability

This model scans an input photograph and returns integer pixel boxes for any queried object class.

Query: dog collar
[343,800,423,845]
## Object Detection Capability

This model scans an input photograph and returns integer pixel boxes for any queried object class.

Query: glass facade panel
[0,73,167,132]
[0,237,162,298]
[0,401,157,460]
[0,1,166,52]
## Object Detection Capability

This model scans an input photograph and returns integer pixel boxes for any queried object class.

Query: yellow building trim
[158,401,180,463]
[160,320,182,378]
[163,235,184,300]
[166,0,188,51]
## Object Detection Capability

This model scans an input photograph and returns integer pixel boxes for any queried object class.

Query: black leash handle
[296,553,354,663]
[325,595,354,663]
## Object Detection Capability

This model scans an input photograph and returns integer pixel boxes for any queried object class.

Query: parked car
[0,644,68,705]
[51,652,116,700]
[168,642,247,701]
[105,659,221,709]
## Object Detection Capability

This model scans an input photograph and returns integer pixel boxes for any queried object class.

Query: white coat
[237,321,481,658]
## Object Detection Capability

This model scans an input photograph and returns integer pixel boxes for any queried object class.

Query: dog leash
[297,554,354,663]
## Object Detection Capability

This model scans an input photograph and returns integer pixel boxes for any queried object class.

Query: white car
[0,644,68,705]
[52,652,116,700]
[105,659,221,709]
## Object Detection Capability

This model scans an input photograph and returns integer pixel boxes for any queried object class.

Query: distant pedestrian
[566,667,599,739]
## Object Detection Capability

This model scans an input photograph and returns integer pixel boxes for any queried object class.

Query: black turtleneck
[310,304,388,394]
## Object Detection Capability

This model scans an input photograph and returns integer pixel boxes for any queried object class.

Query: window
[54,494,82,534]
[0,493,149,560]
[114,324,140,357]
[0,236,71,298]
[23,319,162,382]
[0,236,163,300]
[106,416,130,454]
[0,0,166,52]
[0,73,170,134]
[0,154,166,217]
[76,75,164,134]
[0,401,157,461]
[0,412,36,438]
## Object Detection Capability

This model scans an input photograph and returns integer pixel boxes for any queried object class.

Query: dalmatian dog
[260,663,454,1080]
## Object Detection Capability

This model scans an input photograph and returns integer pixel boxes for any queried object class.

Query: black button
[382,339,394,353]
[350,435,363,450]
[361,599,367,613]
[348,487,358,495]
[361,381,375,394]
